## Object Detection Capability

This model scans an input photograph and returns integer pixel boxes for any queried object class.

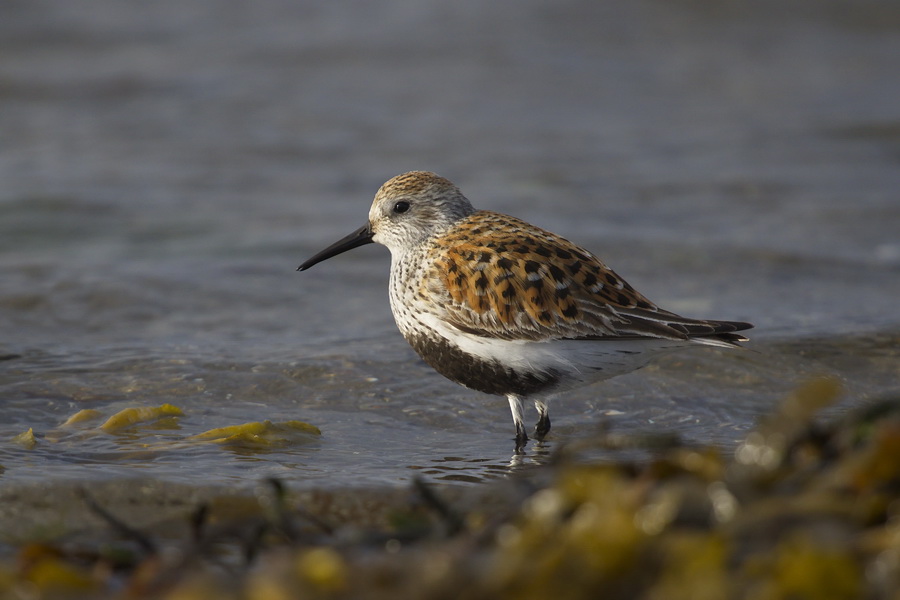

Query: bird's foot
[514,427,528,455]
[533,414,551,441]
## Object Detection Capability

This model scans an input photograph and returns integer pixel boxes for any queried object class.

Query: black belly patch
[407,334,560,397]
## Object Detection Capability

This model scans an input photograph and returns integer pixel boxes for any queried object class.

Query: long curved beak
[297,223,375,271]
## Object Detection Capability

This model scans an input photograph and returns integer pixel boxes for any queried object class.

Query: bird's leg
[508,395,528,453]
[533,399,551,441]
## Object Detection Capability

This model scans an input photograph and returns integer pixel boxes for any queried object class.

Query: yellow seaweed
[745,533,862,600]
[61,409,104,427]
[12,428,37,449]
[190,420,320,447]
[295,547,348,592]
[19,544,97,593]
[99,404,184,432]
[645,533,733,600]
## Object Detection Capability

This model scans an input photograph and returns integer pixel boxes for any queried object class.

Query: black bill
[297,223,375,271]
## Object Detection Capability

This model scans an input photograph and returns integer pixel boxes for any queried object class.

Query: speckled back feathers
[426,211,649,336]
[414,210,746,343]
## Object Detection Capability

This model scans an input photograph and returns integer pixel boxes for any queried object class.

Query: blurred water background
[1,0,899,493]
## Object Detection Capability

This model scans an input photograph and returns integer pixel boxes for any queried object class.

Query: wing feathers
[424,211,751,345]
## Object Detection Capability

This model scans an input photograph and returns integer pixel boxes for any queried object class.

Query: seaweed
[4,378,900,599]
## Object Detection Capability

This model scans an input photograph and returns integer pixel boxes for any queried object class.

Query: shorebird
[299,171,752,452]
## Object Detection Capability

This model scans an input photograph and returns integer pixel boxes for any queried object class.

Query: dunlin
[299,171,752,451]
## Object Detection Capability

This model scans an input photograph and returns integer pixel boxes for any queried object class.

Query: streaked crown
[368,171,475,254]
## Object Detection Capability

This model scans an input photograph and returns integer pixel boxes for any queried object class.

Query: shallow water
[2,0,899,492]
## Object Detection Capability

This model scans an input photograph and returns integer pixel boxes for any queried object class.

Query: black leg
[533,413,551,441]
[509,395,528,454]
[514,422,528,454]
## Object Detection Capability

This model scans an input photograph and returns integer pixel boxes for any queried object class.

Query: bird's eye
[393,201,410,214]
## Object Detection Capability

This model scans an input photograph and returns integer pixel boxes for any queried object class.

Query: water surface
[2,0,899,492]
